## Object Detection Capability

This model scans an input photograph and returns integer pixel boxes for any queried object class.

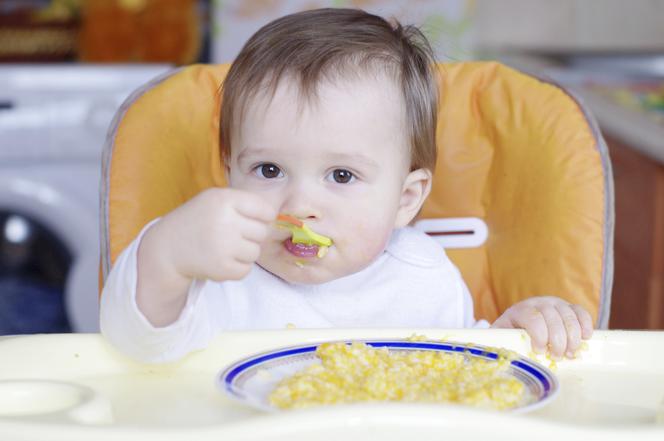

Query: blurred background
[0,0,662,335]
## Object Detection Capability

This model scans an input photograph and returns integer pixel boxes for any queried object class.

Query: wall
[211,0,475,63]
[474,0,664,52]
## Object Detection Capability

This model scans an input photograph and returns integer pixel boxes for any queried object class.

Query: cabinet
[607,133,664,329]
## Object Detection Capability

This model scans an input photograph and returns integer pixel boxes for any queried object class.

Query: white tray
[0,329,663,441]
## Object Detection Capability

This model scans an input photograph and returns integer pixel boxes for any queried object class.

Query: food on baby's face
[316,245,329,258]
[276,214,333,263]
[268,341,526,410]
[289,223,332,247]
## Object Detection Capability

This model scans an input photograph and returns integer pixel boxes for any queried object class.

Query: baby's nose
[280,186,322,222]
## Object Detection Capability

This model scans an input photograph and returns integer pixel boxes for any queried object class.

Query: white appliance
[0,64,171,333]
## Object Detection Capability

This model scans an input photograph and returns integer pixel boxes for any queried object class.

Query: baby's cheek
[347,221,393,262]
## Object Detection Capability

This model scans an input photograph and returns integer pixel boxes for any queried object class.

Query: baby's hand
[136,188,277,326]
[491,296,593,359]
[162,187,278,282]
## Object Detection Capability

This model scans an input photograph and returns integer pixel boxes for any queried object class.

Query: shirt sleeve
[99,219,215,363]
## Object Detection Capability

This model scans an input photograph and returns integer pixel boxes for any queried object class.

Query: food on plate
[268,341,526,410]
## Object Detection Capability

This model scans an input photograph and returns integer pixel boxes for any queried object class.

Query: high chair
[100,62,614,328]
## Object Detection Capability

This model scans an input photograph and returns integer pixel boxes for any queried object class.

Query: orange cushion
[103,62,609,325]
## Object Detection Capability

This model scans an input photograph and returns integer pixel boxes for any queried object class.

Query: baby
[100,8,592,362]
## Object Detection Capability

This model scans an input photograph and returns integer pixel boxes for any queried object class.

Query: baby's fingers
[571,304,594,340]
[239,218,271,244]
[555,303,582,358]
[505,307,549,354]
[235,192,279,223]
[540,305,568,358]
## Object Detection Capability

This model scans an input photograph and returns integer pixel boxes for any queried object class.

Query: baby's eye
[254,163,283,179]
[327,168,355,184]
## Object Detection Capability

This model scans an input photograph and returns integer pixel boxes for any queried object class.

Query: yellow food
[277,214,333,248]
[269,342,526,410]
[290,223,332,247]
[316,245,329,258]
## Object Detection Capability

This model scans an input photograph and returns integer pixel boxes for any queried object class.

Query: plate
[218,340,558,413]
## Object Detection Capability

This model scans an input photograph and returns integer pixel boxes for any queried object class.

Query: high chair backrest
[101,62,614,328]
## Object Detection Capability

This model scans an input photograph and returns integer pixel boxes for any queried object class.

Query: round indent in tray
[0,380,95,417]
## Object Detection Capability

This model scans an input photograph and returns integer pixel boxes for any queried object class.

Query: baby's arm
[492,296,593,358]
[135,188,277,327]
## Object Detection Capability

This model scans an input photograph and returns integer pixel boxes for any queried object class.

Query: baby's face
[228,73,413,284]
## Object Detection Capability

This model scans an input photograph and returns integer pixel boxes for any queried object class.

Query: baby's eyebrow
[236,147,275,162]
[237,148,379,170]
[323,152,379,170]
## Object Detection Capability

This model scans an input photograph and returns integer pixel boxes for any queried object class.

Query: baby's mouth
[283,239,320,258]
[276,214,333,261]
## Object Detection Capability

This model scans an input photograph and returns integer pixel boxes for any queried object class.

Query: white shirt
[100,221,484,362]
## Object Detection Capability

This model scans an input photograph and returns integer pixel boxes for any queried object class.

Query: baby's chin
[257,259,352,286]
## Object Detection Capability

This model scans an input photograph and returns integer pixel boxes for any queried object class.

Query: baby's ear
[394,168,432,228]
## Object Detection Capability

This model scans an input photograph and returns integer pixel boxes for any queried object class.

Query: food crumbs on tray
[407,333,428,342]
[268,341,526,410]
[572,341,589,358]
[528,351,558,371]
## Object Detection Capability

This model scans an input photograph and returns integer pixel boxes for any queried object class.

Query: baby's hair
[220,8,439,171]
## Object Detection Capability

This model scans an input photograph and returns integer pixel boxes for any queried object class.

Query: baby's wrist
[138,221,191,298]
